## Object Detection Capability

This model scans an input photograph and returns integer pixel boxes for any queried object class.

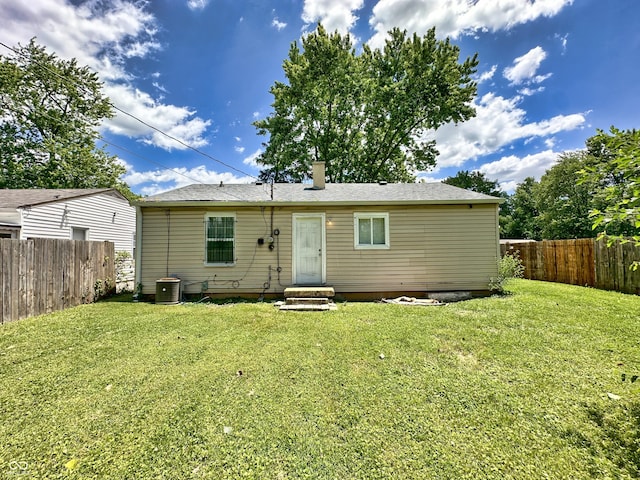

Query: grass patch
[1,280,639,479]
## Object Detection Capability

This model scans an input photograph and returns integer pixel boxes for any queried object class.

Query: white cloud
[0,1,158,76]
[476,65,497,84]
[416,174,446,184]
[503,46,549,85]
[478,150,561,192]
[0,0,212,151]
[243,149,263,168]
[429,93,586,170]
[103,84,211,150]
[235,146,246,154]
[123,165,253,196]
[152,82,168,93]
[519,86,546,96]
[556,33,569,53]
[272,17,287,31]
[187,0,210,11]
[302,0,364,33]
[368,0,573,48]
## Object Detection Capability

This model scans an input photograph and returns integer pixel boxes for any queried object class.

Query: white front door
[293,214,325,285]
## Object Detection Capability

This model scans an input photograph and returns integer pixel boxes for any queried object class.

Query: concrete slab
[285,297,330,305]
[279,303,337,311]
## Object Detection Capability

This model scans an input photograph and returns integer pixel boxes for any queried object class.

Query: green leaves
[501,128,639,242]
[534,151,596,240]
[582,126,640,242]
[254,24,478,183]
[0,39,131,196]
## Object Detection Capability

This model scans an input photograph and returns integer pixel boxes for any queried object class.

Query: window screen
[206,215,235,264]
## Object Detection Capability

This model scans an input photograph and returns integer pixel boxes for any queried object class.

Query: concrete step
[285,297,330,305]
[284,286,335,298]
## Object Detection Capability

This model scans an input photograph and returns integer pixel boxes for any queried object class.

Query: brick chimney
[312,162,325,190]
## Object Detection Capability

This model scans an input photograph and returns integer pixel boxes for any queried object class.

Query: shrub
[489,252,525,293]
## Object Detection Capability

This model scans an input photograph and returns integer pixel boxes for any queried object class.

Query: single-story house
[133,163,503,300]
[0,188,136,255]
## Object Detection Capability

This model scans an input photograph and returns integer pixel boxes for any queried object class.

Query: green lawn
[1,280,639,479]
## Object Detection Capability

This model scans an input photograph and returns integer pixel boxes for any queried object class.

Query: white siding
[139,204,500,296]
[19,192,136,254]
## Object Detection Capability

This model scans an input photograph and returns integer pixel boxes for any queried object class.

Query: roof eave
[13,188,123,208]
[135,198,503,208]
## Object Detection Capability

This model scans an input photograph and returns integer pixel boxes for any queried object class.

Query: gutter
[132,198,504,208]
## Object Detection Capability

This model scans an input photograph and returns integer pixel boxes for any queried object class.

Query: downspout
[495,203,502,262]
[134,206,143,292]
[18,207,25,240]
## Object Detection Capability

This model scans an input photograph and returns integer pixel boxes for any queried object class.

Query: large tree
[0,39,132,197]
[254,25,478,183]
[583,126,639,241]
[502,177,542,240]
[443,170,503,197]
[534,151,596,240]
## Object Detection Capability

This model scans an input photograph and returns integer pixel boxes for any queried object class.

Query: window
[71,227,88,240]
[0,227,19,238]
[354,213,389,249]
[205,214,235,264]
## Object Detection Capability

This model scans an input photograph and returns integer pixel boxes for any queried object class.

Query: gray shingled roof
[137,182,502,205]
[0,189,121,209]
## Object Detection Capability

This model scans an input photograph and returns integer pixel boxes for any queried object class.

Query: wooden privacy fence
[0,238,115,324]
[501,238,640,295]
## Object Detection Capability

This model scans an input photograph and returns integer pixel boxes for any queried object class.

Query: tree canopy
[582,126,640,242]
[533,151,596,240]
[0,39,133,198]
[442,170,503,197]
[501,177,542,240]
[500,128,639,241]
[254,25,478,183]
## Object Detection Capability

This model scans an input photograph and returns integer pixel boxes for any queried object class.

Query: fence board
[1,241,11,322]
[623,243,636,293]
[543,242,556,283]
[26,240,35,319]
[0,239,115,324]
[531,242,544,280]
[576,239,595,286]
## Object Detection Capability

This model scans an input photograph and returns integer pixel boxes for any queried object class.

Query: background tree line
[444,127,639,242]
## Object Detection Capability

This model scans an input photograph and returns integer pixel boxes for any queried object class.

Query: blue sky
[2,0,639,195]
